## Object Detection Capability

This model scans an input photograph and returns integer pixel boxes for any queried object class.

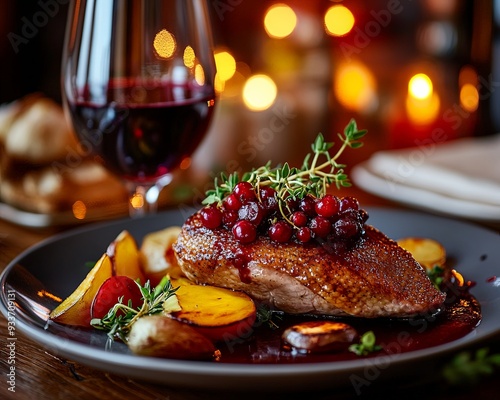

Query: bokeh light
[72,200,87,220]
[334,62,377,112]
[459,65,479,112]
[264,4,297,39]
[242,74,277,111]
[460,83,479,112]
[214,50,237,82]
[195,64,205,85]
[408,73,433,99]
[153,29,176,59]
[130,192,144,210]
[183,46,195,68]
[324,5,355,37]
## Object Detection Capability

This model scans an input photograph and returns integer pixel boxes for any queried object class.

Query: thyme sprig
[90,275,178,342]
[442,347,500,386]
[256,305,283,330]
[203,119,367,219]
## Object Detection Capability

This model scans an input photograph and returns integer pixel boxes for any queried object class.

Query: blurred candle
[406,73,440,125]
[334,61,377,113]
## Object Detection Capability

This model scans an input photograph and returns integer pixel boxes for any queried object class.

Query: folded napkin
[352,135,500,221]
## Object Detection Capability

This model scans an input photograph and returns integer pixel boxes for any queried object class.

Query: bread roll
[4,97,79,164]
[0,95,128,217]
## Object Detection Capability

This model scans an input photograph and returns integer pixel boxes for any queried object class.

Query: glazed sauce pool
[215,282,481,364]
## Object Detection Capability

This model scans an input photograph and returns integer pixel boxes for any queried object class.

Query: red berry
[299,196,317,216]
[222,209,238,228]
[296,226,312,243]
[232,220,257,243]
[91,276,143,320]
[286,197,299,212]
[339,196,359,212]
[315,195,340,218]
[233,181,256,202]
[309,216,331,238]
[268,221,293,243]
[291,211,308,227]
[224,193,242,211]
[358,209,369,223]
[334,218,360,238]
[238,201,265,226]
[200,204,223,229]
[260,186,278,211]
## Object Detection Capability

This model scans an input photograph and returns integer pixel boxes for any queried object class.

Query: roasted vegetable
[127,315,216,360]
[107,230,145,282]
[282,321,358,353]
[140,226,182,285]
[397,237,446,270]
[168,277,257,342]
[49,253,113,327]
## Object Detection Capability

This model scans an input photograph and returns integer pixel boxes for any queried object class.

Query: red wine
[69,81,216,182]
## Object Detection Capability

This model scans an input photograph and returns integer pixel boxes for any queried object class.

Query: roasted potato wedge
[168,277,257,342]
[49,253,113,327]
[397,237,446,270]
[107,230,145,282]
[127,315,216,360]
[282,321,358,353]
[140,226,182,284]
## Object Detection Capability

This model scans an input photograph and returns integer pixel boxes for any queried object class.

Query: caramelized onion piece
[282,321,358,353]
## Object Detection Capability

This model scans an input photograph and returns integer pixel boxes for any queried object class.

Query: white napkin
[352,135,500,221]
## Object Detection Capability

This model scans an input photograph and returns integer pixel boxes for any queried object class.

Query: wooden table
[1,188,499,400]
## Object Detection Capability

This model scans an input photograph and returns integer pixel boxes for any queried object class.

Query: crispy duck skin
[173,213,446,318]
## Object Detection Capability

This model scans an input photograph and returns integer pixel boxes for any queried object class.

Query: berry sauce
[214,281,481,364]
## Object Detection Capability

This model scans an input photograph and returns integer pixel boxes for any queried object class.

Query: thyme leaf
[202,119,367,223]
[90,275,178,342]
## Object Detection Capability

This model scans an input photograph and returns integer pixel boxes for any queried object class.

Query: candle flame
[406,73,440,125]
[408,73,433,100]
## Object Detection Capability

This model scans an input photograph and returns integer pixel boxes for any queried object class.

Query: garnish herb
[203,119,367,222]
[85,261,96,270]
[349,331,382,356]
[256,305,283,330]
[442,347,500,386]
[91,276,178,342]
[427,265,445,290]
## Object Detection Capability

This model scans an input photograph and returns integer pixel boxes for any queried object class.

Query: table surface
[1,187,499,400]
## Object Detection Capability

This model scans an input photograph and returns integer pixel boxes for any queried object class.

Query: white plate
[352,163,500,223]
[1,208,500,391]
[352,135,500,223]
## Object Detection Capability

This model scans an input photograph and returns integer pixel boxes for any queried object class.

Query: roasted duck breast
[173,212,446,319]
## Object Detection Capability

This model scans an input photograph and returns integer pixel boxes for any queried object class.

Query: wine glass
[61,0,217,216]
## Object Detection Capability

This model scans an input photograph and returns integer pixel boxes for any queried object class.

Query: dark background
[0,1,68,104]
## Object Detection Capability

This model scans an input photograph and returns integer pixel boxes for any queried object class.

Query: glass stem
[125,174,173,217]
[145,174,173,213]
